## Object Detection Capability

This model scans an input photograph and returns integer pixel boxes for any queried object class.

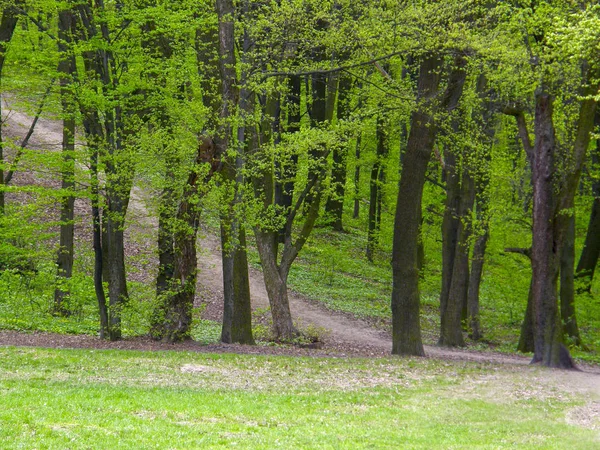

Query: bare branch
[5,80,55,185]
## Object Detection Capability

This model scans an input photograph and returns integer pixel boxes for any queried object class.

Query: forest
[0,0,599,374]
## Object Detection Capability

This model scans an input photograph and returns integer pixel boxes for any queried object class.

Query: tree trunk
[467,190,489,341]
[0,4,20,214]
[366,115,386,262]
[232,225,254,344]
[575,117,600,294]
[391,55,442,356]
[255,229,296,339]
[325,75,352,231]
[440,151,460,321]
[353,132,362,219]
[153,139,217,342]
[560,214,581,345]
[105,191,130,341]
[53,7,77,316]
[156,181,176,299]
[517,278,535,353]
[530,92,572,368]
[439,172,474,347]
[275,75,300,242]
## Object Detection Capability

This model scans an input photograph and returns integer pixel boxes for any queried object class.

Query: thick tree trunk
[439,173,474,347]
[156,182,176,298]
[530,93,572,368]
[560,214,581,346]
[391,55,442,356]
[153,139,217,342]
[255,229,296,339]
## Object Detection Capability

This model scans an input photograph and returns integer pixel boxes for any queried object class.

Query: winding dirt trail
[2,98,600,404]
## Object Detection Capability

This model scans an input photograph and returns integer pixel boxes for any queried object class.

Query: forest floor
[1,97,600,411]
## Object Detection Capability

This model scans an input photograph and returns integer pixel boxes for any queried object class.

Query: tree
[53,3,77,316]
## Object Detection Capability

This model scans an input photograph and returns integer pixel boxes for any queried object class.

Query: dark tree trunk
[518,278,535,353]
[0,4,20,214]
[53,8,77,316]
[232,225,254,344]
[153,139,218,342]
[440,151,460,320]
[105,191,130,340]
[156,181,176,299]
[530,93,571,368]
[391,55,442,356]
[366,115,387,262]
[325,75,352,231]
[467,187,489,341]
[352,131,362,219]
[560,214,581,345]
[215,0,253,344]
[254,229,296,339]
[439,172,474,347]
[275,75,301,242]
[76,1,132,341]
[575,117,600,294]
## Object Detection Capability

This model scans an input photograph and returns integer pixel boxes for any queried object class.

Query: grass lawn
[0,346,598,449]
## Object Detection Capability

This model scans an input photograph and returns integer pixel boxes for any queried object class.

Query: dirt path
[3,98,600,402]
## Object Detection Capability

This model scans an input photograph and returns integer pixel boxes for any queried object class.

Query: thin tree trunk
[560,214,581,345]
[518,277,535,353]
[232,225,254,344]
[440,151,460,320]
[325,75,352,231]
[467,190,489,341]
[575,116,600,294]
[0,4,20,214]
[53,7,77,316]
[83,113,109,338]
[353,133,362,219]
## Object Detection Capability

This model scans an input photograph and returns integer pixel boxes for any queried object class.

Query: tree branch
[5,80,55,185]
[504,247,532,260]
[503,106,534,165]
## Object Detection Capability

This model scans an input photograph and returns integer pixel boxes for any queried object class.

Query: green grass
[0,346,598,449]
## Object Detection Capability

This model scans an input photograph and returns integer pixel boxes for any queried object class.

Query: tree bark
[439,172,474,346]
[575,114,600,294]
[560,214,581,345]
[517,278,535,353]
[325,75,352,231]
[153,139,218,342]
[530,92,567,367]
[467,186,489,341]
[0,4,20,214]
[53,7,77,316]
[391,54,442,356]
[366,114,387,262]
